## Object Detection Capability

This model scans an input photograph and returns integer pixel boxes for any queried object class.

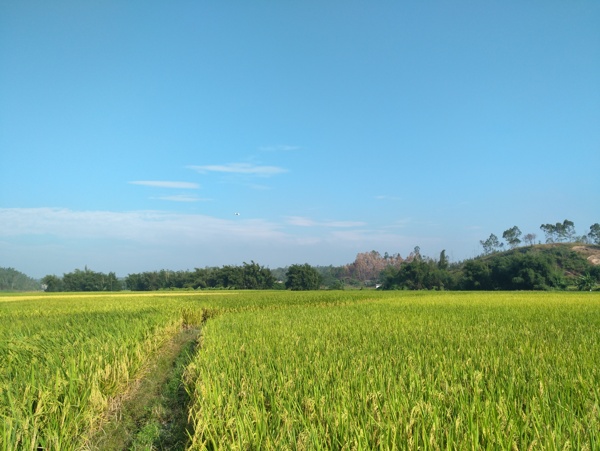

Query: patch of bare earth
[572,245,600,266]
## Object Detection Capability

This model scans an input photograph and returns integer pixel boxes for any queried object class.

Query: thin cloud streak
[286,216,366,228]
[188,163,287,176]
[0,208,454,277]
[375,195,402,201]
[259,145,301,152]
[0,208,284,243]
[129,181,200,189]
[155,195,209,202]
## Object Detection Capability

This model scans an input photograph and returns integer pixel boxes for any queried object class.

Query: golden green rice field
[1,291,599,450]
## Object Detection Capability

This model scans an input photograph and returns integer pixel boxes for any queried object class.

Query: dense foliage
[0,267,41,291]
[381,245,600,291]
[125,261,275,291]
[42,267,122,292]
[285,263,322,290]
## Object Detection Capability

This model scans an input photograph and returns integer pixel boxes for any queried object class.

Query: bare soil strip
[86,327,200,450]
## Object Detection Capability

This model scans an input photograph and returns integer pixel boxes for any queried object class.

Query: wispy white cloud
[374,195,402,201]
[129,181,200,189]
[0,208,283,243]
[259,145,301,152]
[0,208,457,277]
[286,216,366,228]
[155,195,210,203]
[381,218,413,229]
[0,208,289,276]
[326,220,367,228]
[286,216,317,227]
[188,163,287,177]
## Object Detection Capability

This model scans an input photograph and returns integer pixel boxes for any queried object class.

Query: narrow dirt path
[86,326,200,450]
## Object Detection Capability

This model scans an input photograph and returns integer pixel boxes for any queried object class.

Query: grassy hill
[480,243,600,271]
[472,243,600,290]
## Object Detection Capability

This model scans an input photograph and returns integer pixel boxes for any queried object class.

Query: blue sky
[1,1,599,278]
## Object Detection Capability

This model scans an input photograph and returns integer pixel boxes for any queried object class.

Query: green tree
[61,267,122,291]
[557,219,576,242]
[285,264,321,291]
[0,267,41,291]
[540,223,557,243]
[41,274,64,292]
[211,265,243,288]
[523,233,537,246]
[502,226,522,249]
[316,266,347,289]
[460,260,492,290]
[125,272,149,291]
[577,273,596,291]
[240,261,275,289]
[489,253,565,290]
[381,255,453,291]
[588,223,600,245]
[480,234,503,255]
[438,250,449,270]
[541,220,576,243]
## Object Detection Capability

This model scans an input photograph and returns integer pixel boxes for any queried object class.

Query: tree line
[42,267,121,292]
[42,262,323,292]
[37,219,600,292]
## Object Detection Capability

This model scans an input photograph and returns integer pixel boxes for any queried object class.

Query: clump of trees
[379,245,599,291]
[125,261,275,291]
[464,220,600,290]
[0,267,41,291]
[540,220,576,243]
[480,221,600,255]
[43,262,277,292]
[377,219,599,292]
[380,248,458,290]
[285,264,322,290]
[42,267,121,292]
[342,251,403,287]
[461,251,568,290]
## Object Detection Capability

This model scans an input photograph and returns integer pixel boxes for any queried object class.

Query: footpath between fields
[86,326,201,450]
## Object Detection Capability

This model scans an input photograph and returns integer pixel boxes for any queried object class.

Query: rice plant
[0,292,211,450]
[3,290,599,450]
[184,291,600,450]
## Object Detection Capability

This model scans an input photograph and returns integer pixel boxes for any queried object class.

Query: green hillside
[379,243,600,291]
[462,243,600,291]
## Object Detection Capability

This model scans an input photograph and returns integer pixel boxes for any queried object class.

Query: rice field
[0,292,210,450]
[2,291,600,450]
